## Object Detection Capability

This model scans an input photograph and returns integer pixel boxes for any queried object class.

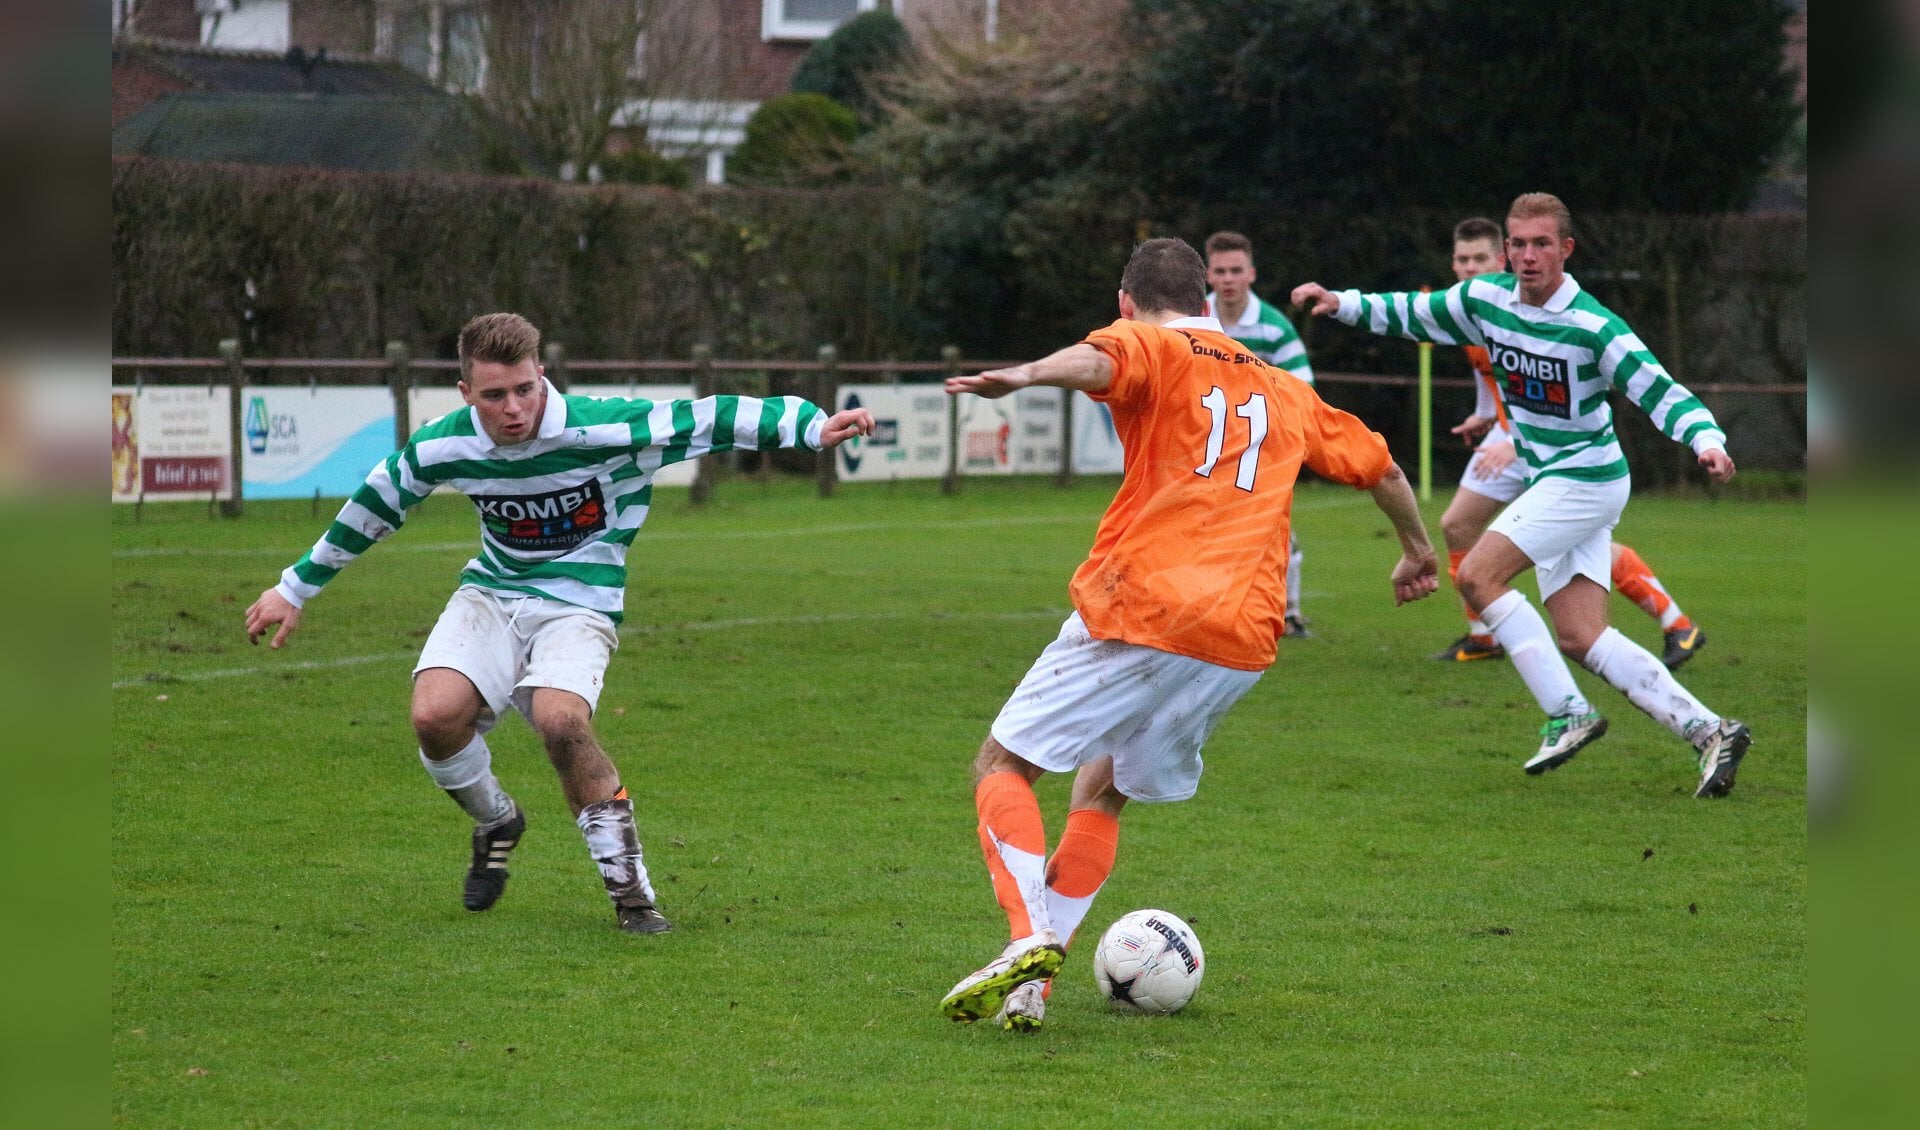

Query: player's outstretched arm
[1289,282,1340,316]
[945,344,1113,400]
[818,407,875,449]
[245,587,303,649]
[1366,462,1439,606]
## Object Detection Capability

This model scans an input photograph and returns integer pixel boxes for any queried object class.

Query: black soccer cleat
[463,804,525,912]
[1282,613,1314,640]
[1694,720,1752,799]
[615,897,674,935]
[1432,634,1505,662]
[1661,626,1707,671]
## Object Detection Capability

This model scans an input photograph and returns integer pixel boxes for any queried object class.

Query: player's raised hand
[1390,550,1440,607]
[819,407,876,449]
[1290,283,1339,316]
[1698,448,1736,484]
[945,366,1031,400]
[245,587,302,649]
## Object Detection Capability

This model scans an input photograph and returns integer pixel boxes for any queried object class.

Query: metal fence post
[941,345,962,495]
[385,340,412,449]
[219,338,244,517]
[543,342,567,392]
[1055,384,1075,489]
[689,343,715,505]
[815,344,839,498]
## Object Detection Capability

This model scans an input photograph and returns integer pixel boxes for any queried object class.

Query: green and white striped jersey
[1207,291,1316,384]
[275,381,827,623]
[1332,272,1725,483]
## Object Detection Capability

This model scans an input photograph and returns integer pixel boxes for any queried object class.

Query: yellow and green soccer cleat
[940,930,1065,1024]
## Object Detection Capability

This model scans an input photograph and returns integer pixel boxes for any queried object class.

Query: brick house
[116,0,1032,182]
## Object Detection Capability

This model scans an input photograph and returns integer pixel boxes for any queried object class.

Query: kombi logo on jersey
[471,480,608,552]
[1489,344,1572,418]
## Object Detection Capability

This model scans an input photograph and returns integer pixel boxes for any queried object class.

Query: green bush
[597,145,692,189]
[727,93,860,187]
[790,9,913,127]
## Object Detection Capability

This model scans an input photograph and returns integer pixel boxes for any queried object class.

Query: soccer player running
[1205,230,1317,638]
[938,238,1438,1031]
[1433,218,1709,670]
[1292,193,1751,798]
[243,313,873,933]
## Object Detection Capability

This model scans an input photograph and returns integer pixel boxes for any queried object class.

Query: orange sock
[1044,808,1120,948]
[975,771,1049,940]
[1449,550,1491,638]
[1612,545,1691,630]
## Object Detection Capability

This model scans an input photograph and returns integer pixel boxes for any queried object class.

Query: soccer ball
[1092,909,1205,1013]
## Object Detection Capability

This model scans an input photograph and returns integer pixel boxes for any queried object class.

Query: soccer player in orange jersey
[935,238,1439,1031]
[1431,218,1707,670]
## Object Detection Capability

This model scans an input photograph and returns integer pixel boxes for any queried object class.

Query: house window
[377,1,486,92]
[762,0,877,42]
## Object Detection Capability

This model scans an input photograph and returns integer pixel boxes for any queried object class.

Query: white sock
[1467,615,1492,637]
[1481,589,1590,716]
[1582,627,1719,746]
[420,735,514,825]
[1044,886,1102,952]
[577,797,656,903]
[1286,533,1304,613]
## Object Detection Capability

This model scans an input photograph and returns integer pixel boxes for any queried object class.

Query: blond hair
[1507,193,1573,241]
[457,313,541,380]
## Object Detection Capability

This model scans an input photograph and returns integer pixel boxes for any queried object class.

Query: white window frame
[761,0,878,42]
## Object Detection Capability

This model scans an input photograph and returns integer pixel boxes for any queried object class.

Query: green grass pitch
[113,476,1804,1127]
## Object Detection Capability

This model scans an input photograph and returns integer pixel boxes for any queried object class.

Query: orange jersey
[1072,317,1392,670]
[1463,344,1510,428]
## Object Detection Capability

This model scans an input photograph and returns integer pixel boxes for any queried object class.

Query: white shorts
[413,586,618,734]
[1488,475,1630,601]
[1457,439,1529,504]
[990,612,1262,803]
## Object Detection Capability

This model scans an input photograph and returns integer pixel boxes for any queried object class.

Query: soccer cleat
[1283,614,1314,639]
[940,929,1066,1024]
[995,980,1047,1033]
[614,896,674,934]
[1661,626,1707,670]
[1694,720,1752,799]
[1523,711,1608,775]
[463,803,525,912]
[1432,634,1505,662]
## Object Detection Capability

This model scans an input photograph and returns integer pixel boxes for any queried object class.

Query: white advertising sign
[954,392,1016,475]
[835,383,950,482]
[111,385,232,500]
[1071,394,1125,474]
[239,386,394,499]
[1009,386,1065,475]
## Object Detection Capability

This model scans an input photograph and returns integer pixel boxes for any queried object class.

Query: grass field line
[110,607,1066,690]
[109,495,1364,559]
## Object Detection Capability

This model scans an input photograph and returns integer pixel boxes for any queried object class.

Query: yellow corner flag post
[1417,287,1433,502]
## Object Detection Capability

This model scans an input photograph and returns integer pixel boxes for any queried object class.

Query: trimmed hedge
[112,157,931,364]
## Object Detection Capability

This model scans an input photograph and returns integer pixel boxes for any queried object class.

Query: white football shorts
[1457,425,1529,504]
[1488,475,1630,601]
[413,585,618,733]
[990,612,1262,803]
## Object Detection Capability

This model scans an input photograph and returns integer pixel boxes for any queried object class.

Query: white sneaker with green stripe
[1524,710,1608,775]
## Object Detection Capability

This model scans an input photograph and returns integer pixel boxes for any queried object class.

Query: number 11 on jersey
[1195,387,1268,491]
